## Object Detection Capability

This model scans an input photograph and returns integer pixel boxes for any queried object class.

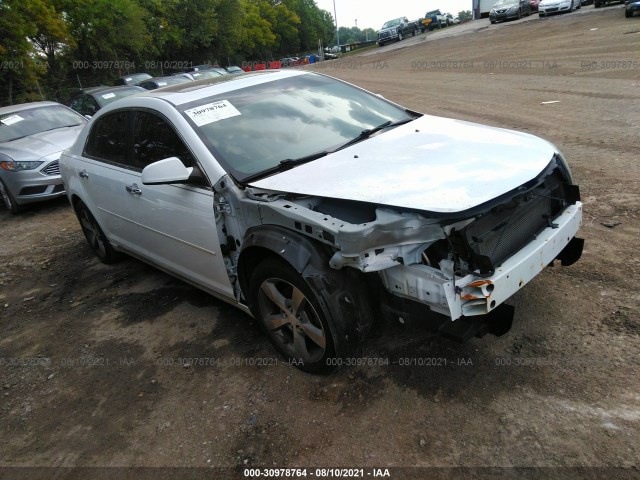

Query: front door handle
[125,183,142,195]
[79,170,89,179]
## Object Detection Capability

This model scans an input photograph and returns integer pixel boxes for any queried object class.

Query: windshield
[180,73,413,182]
[382,19,401,28]
[95,87,144,107]
[0,105,84,143]
[493,0,517,5]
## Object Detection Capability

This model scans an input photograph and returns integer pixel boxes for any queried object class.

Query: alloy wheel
[257,277,327,364]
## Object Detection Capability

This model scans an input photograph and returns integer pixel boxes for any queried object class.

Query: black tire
[0,179,23,214]
[250,257,356,373]
[397,31,403,41]
[517,7,522,19]
[76,201,119,264]
[491,19,496,23]
[626,9,632,16]
[595,0,600,7]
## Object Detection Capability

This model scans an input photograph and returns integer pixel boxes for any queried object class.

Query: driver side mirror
[141,157,193,185]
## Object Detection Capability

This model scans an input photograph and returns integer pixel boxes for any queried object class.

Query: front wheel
[0,179,23,214]
[626,9,633,16]
[76,201,119,264]
[250,258,347,373]
[397,31,403,41]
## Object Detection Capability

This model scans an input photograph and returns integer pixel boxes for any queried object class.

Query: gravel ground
[1,5,639,480]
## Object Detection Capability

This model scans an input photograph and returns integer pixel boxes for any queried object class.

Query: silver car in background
[0,101,87,214]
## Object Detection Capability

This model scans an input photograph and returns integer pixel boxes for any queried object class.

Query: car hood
[250,115,558,214]
[0,125,85,162]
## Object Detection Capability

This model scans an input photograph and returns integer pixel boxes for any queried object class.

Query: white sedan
[60,70,583,372]
[539,0,581,16]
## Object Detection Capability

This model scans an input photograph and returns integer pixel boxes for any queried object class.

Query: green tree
[63,0,152,64]
[458,10,472,21]
[0,0,45,104]
[240,0,277,59]
[29,0,74,75]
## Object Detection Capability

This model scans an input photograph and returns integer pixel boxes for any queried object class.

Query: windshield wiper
[41,124,82,133]
[334,117,416,152]
[278,150,329,170]
[242,150,329,183]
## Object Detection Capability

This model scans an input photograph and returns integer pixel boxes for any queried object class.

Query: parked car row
[489,0,627,21]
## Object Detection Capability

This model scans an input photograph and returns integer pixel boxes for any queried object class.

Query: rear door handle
[79,170,89,179]
[125,183,142,195]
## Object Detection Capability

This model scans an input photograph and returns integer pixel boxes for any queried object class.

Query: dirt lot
[1,5,639,479]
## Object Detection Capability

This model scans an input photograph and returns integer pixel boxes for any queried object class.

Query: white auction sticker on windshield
[1,114,24,126]
[102,93,116,99]
[185,100,241,127]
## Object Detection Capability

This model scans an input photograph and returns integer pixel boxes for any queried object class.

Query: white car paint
[252,114,558,213]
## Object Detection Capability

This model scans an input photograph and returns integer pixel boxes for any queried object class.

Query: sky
[315,0,474,31]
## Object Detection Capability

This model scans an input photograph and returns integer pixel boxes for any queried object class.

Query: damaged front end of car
[216,153,583,341]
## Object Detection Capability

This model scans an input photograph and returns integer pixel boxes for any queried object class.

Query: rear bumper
[379,201,583,320]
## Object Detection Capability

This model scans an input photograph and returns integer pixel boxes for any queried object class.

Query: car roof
[0,101,62,115]
[146,70,307,106]
[80,86,112,94]
[85,85,145,95]
[147,76,192,83]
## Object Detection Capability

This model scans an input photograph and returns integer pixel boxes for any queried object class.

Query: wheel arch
[237,225,376,347]
[237,225,332,303]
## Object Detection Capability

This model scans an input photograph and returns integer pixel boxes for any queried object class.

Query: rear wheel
[0,179,23,215]
[76,201,119,264]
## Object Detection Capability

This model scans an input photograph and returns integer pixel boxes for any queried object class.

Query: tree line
[0,0,336,105]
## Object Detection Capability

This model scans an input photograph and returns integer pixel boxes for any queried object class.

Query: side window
[85,97,99,115]
[70,96,84,114]
[132,111,196,171]
[84,110,131,165]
